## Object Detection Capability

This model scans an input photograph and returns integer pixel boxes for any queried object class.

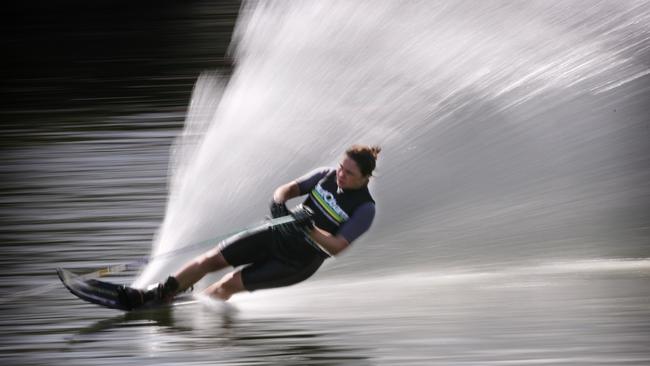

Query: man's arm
[274,167,331,203]
[308,227,350,256]
[273,181,301,203]
[309,202,375,256]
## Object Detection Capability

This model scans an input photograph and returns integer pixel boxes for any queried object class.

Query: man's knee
[205,271,245,301]
[197,249,229,272]
[220,271,244,292]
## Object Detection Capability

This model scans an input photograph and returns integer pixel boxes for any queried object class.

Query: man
[124,144,381,309]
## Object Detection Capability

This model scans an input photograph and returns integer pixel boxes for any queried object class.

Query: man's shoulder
[357,201,376,215]
[296,167,335,193]
[318,166,336,175]
[308,167,336,181]
[310,166,335,179]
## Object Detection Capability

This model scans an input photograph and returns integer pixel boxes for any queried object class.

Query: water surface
[2,1,649,365]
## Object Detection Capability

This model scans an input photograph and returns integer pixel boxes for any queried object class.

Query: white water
[231,257,650,316]
[134,1,650,289]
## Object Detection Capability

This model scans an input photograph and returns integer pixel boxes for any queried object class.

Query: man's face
[336,156,368,190]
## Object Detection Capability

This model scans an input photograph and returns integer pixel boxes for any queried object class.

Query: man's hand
[290,205,314,230]
[274,206,314,240]
[270,201,290,218]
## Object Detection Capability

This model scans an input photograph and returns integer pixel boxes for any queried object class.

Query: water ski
[57,268,194,311]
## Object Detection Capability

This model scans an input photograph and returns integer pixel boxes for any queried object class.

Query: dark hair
[345,144,381,177]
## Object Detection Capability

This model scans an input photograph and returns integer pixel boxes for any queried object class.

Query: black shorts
[219,226,325,292]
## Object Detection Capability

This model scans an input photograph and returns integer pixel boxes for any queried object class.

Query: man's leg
[130,246,231,308]
[202,270,246,301]
[173,246,231,292]
[134,228,272,307]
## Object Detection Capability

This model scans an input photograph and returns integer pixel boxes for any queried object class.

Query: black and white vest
[302,170,374,235]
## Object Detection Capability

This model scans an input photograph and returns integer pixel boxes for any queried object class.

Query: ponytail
[345,144,381,177]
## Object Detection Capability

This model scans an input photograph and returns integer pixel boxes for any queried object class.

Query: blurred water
[2,1,650,365]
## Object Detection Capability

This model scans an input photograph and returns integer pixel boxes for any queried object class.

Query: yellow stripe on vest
[311,188,345,223]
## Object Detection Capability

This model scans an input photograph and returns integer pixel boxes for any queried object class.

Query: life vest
[302,170,375,235]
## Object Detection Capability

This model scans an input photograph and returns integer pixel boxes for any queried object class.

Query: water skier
[124,144,380,308]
